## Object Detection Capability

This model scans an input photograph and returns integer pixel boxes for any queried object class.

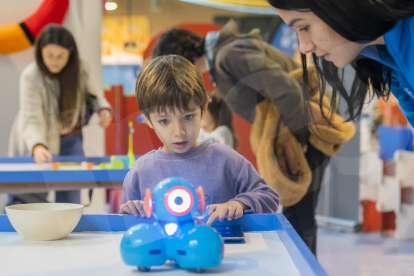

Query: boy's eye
[299,26,309,32]
[184,114,194,121]
[159,119,169,125]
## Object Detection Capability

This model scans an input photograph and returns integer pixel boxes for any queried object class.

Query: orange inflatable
[0,0,68,54]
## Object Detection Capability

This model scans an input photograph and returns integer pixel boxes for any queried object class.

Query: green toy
[99,121,136,170]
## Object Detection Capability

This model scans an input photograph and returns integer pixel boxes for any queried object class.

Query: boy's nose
[173,123,186,136]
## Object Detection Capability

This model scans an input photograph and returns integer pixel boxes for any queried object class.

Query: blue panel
[0,156,111,164]
[377,125,413,160]
[0,169,129,183]
[270,22,298,57]
[103,65,141,96]
[179,0,278,15]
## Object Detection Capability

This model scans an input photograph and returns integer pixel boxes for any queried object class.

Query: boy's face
[144,99,208,154]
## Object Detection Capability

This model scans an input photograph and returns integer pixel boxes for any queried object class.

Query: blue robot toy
[120,177,224,272]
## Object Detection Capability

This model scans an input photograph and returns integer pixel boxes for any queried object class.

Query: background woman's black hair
[152,28,205,64]
[208,92,239,150]
[267,0,414,123]
[35,24,80,129]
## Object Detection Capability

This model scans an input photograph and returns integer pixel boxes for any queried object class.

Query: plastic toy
[99,121,136,170]
[52,162,93,170]
[120,177,224,272]
[127,121,135,168]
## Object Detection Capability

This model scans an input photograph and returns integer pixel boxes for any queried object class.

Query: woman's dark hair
[152,28,205,64]
[35,24,80,129]
[267,0,414,123]
[207,92,239,150]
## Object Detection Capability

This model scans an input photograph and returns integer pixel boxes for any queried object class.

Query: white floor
[317,228,414,276]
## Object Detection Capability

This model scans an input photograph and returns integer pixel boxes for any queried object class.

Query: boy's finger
[126,201,138,217]
[206,211,219,226]
[235,207,244,219]
[134,201,146,217]
[120,204,131,214]
[227,205,236,221]
[218,207,229,222]
[208,204,217,215]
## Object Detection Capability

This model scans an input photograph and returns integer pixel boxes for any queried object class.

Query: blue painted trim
[0,169,129,183]
[0,214,279,232]
[0,156,144,183]
[0,156,140,164]
[278,215,328,276]
[179,0,278,15]
[0,214,327,275]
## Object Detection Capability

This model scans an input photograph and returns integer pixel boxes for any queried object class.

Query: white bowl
[5,203,84,241]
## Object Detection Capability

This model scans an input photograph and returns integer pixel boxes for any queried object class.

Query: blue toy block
[377,126,413,160]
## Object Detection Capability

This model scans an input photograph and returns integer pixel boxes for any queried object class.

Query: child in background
[198,92,238,150]
[120,55,279,225]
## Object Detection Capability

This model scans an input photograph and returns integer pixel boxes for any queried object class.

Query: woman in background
[7,24,112,205]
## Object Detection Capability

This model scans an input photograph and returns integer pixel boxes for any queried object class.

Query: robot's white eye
[165,186,194,216]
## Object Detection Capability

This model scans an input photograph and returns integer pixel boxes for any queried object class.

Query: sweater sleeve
[219,40,308,144]
[20,73,48,153]
[232,158,280,214]
[121,169,142,205]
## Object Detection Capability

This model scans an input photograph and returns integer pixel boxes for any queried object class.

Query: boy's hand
[206,201,247,226]
[120,200,146,217]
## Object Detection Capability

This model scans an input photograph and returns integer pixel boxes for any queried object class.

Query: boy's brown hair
[135,55,207,120]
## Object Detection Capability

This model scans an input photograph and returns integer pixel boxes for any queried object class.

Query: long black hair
[207,92,239,150]
[35,24,81,129]
[268,0,414,123]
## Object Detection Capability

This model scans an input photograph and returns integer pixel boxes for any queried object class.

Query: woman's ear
[143,115,154,129]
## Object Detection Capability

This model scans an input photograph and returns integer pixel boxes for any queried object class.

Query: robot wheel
[138,267,150,272]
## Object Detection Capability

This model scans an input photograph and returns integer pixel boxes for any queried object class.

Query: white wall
[0,0,43,156]
[0,0,105,212]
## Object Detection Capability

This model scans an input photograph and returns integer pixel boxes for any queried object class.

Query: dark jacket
[211,19,308,143]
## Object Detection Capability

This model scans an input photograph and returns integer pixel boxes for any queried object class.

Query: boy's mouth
[172,141,188,150]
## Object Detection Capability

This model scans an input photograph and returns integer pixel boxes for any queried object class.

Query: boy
[120,55,279,225]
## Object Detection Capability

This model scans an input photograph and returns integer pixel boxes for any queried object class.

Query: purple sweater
[121,141,279,213]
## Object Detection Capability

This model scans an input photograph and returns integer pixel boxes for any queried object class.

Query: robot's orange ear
[196,186,205,215]
[143,188,153,218]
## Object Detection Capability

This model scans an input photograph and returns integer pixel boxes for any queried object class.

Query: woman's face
[41,44,71,74]
[200,108,216,132]
[275,9,366,68]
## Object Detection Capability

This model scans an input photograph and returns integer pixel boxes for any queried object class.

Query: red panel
[24,0,69,38]
[104,85,162,156]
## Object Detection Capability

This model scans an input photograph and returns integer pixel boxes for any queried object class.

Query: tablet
[214,225,245,244]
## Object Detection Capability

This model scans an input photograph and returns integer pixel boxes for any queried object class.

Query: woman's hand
[98,109,112,128]
[32,144,52,165]
[206,200,247,226]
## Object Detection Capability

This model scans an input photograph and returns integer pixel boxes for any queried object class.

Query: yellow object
[208,0,272,7]
[5,203,83,241]
[127,121,135,168]
[250,65,356,206]
[0,24,32,54]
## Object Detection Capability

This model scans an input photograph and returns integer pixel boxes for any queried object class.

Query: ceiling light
[105,2,118,11]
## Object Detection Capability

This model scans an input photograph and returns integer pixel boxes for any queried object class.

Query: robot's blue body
[120,177,224,272]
